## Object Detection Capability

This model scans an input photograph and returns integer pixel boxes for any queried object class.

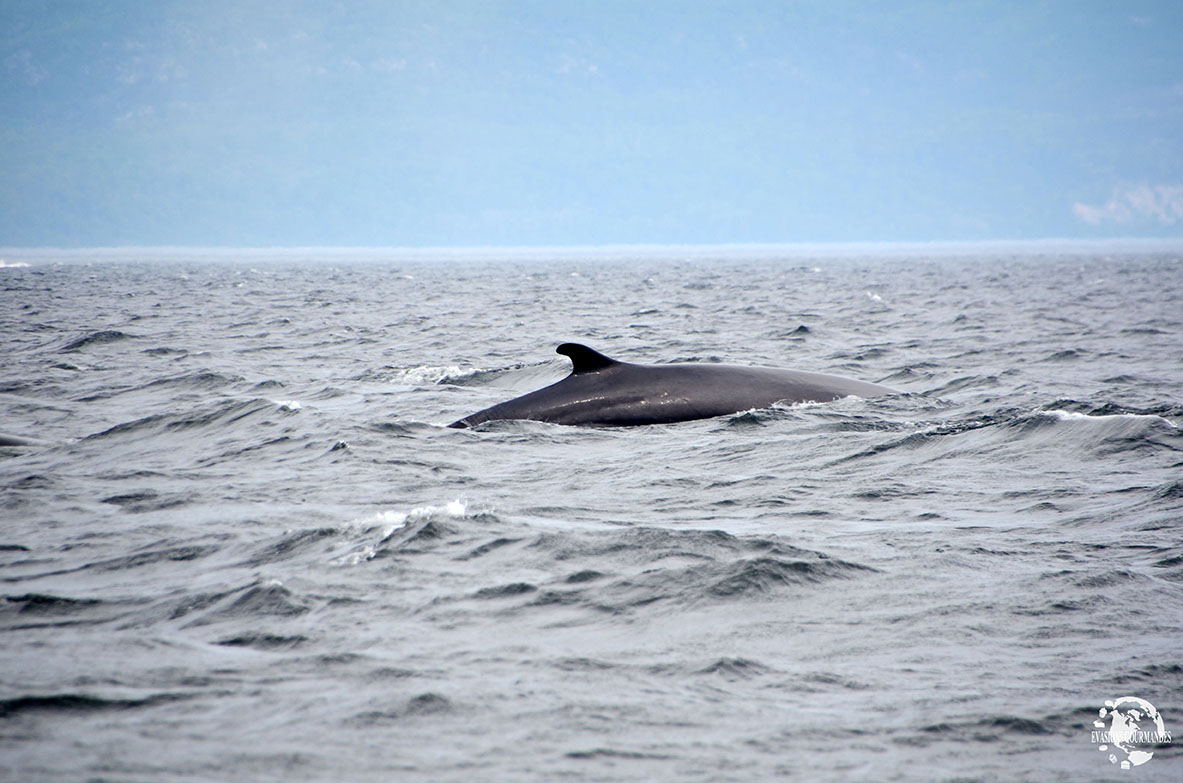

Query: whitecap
[395,365,468,385]
[334,500,469,565]
[1041,409,1176,428]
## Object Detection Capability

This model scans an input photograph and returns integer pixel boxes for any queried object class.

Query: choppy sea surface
[1,246,1181,782]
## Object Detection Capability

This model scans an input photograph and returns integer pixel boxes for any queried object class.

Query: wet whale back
[448,344,897,428]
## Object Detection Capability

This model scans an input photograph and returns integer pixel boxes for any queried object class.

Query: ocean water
[1,247,1181,781]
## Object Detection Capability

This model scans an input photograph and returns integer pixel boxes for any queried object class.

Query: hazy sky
[2,1,1182,247]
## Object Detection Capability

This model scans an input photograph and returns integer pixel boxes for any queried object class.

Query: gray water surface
[2,249,1181,781]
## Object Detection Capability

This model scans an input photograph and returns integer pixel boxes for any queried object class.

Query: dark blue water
[2,247,1181,781]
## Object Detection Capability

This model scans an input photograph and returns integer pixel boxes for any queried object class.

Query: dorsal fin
[556,343,619,373]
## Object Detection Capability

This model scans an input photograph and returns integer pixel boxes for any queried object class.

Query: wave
[141,370,243,392]
[349,693,452,725]
[77,371,245,402]
[86,398,278,440]
[565,748,674,761]
[1,591,138,631]
[0,692,190,718]
[162,579,312,629]
[101,490,192,513]
[212,580,311,619]
[60,330,136,352]
[353,360,562,401]
[1152,480,1183,501]
[3,542,221,585]
[215,632,308,650]
[5,592,102,614]
[432,359,567,390]
[1040,398,1183,418]
[332,500,470,565]
[244,527,337,567]
[89,543,221,573]
[694,656,773,679]
[1017,407,1181,455]
[912,713,1062,746]
[837,401,1181,464]
[340,513,874,616]
[392,364,469,385]
[180,507,882,639]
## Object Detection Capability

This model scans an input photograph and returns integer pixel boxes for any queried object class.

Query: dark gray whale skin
[0,432,39,447]
[448,343,898,428]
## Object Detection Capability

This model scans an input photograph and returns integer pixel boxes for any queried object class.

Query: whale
[0,432,40,447]
[448,343,898,428]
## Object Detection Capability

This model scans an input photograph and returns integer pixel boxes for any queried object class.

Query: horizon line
[3,237,1182,260]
